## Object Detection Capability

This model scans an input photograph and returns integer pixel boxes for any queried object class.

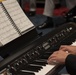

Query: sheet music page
[2,0,35,34]
[0,3,20,46]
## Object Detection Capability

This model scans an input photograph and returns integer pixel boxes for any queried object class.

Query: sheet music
[0,4,20,46]
[2,0,34,33]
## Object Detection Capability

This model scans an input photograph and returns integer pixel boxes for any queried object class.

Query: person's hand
[47,50,70,65]
[59,45,76,55]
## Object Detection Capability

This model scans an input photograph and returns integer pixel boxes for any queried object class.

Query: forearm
[65,54,76,75]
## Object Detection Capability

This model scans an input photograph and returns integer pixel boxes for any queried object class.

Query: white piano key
[71,41,76,46]
[35,64,55,75]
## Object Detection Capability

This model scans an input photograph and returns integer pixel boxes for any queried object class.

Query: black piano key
[60,39,73,45]
[31,61,47,66]
[39,52,52,60]
[17,71,35,75]
[29,64,43,69]
[35,59,47,63]
[21,65,41,72]
[45,52,53,54]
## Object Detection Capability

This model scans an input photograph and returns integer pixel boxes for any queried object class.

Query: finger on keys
[47,57,57,65]
[47,53,56,63]
[59,45,68,49]
[59,48,67,51]
[47,51,58,60]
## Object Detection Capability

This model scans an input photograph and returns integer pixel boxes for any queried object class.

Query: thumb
[59,48,67,51]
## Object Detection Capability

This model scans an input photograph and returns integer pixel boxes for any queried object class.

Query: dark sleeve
[65,54,76,75]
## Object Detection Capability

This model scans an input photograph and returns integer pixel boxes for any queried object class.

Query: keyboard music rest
[0,28,38,58]
[0,22,76,75]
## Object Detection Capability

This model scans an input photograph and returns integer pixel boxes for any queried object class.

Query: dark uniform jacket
[65,54,76,75]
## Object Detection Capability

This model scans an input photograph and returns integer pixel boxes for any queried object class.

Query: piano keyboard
[21,64,55,75]
[19,40,76,75]
[0,22,76,75]
[19,53,56,75]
